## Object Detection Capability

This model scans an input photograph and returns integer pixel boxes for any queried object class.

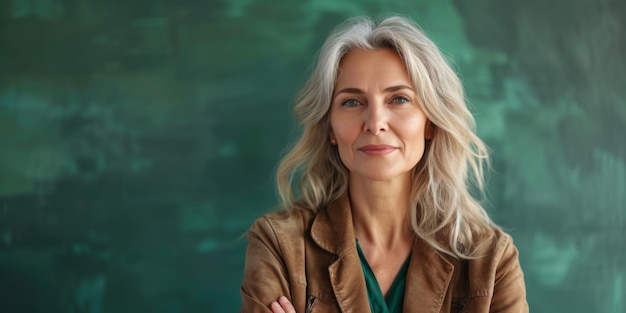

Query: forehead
[335,48,411,87]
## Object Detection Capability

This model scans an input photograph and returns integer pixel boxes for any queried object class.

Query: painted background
[0,0,624,312]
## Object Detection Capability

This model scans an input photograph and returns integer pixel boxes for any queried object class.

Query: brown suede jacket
[240,195,528,313]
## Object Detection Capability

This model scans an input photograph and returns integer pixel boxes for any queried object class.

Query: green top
[356,240,411,313]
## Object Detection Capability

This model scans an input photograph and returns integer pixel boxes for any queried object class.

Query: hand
[270,296,296,313]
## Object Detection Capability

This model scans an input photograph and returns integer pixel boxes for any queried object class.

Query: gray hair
[277,16,495,259]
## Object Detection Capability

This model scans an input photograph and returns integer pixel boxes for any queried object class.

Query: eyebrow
[333,85,414,97]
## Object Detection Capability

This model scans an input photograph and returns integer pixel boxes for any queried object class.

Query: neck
[349,173,414,249]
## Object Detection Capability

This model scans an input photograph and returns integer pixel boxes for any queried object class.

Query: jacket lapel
[403,236,455,313]
[310,195,456,313]
[311,195,371,313]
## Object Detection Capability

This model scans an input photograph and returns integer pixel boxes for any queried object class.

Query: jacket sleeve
[490,234,529,312]
[240,216,292,313]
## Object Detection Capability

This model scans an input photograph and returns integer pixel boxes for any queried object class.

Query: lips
[358,144,398,156]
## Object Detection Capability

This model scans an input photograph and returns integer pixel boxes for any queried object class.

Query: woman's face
[329,48,431,182]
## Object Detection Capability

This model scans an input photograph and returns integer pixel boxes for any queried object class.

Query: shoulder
[241,207,321,312]
[462,227,523,284]
[248,206,319,242]
[468,227,520,266]
[465,227,525,293]
[477,228,528,309]
[489,227,514,249]
[490,227,520,260]
[490,228,525,285]
[462,227,527,308]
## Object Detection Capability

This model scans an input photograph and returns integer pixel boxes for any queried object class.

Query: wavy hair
[276,15,495,259]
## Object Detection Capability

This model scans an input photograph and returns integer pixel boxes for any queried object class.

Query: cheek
[330,120,358,143]
[402,116,428,139]
[402,117,428,154]
[329,121,356,165]
[335,129,356,162]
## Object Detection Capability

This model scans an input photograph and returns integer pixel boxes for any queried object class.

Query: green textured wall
[1,0,624,312]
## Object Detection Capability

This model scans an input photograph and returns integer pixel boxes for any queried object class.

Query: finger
[270,301,285,313]
[278,296,296,313]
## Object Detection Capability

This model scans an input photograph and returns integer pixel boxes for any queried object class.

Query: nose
[363,103,388,134]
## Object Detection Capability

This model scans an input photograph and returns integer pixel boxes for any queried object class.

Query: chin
[353,170,411,182]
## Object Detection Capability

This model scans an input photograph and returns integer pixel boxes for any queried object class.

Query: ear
[425,120,434,140]
[329,129,337,145]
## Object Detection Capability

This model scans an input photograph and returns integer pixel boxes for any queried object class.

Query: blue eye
[392,96,410,104]
[342,99,361,107]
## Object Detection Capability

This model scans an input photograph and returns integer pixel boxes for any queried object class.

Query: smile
[358,145,398,156]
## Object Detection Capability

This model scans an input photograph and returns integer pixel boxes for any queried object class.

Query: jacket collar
[310,194,355,256]
[310,194,455,313]
[310,194,370,312]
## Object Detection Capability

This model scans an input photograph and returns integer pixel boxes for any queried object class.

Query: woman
[240,15,528,313]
